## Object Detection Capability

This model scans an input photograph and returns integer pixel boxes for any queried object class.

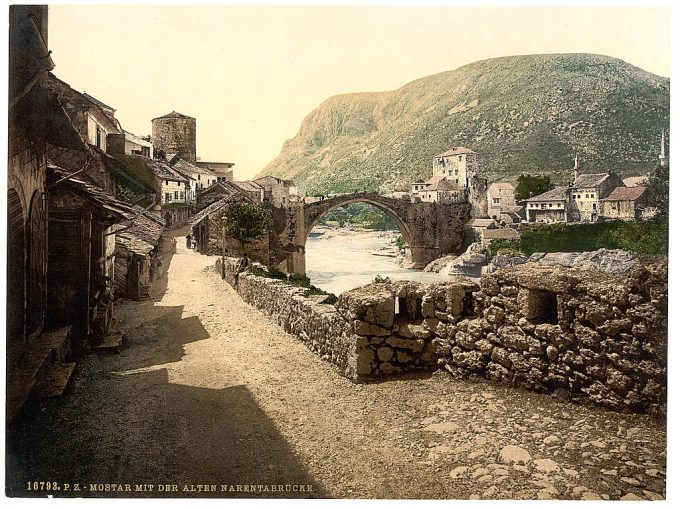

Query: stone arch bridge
[270,192,471,274]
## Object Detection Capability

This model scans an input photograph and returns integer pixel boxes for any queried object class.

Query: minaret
[659,130,668,167]
[573,153,579,182]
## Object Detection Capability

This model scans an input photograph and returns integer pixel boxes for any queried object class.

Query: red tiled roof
[602,186,648,202]
[525,186,569,202]
[482,228,520,240]
[572,173,611,188]
[434,147,476,158]
[424,179,461,191]
[623,176,649,187]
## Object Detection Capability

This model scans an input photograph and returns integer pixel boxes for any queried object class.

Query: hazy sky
[48,4,670,180]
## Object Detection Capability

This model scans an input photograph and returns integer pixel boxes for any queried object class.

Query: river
[305,227,451,296]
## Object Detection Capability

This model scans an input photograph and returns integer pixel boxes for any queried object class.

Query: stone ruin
[218,257,667,415]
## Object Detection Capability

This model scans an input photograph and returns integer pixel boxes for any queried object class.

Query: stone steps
[33,362,77,399]
[6,325,73,426]
[92,333,125,353]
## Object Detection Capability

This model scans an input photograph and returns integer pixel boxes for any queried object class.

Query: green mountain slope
[259,54,669,195]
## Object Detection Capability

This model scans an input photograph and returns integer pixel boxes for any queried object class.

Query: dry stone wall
[218,257,667,415]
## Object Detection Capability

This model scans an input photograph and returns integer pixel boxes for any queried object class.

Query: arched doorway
[26,191,46,337]
[7,188,26,366]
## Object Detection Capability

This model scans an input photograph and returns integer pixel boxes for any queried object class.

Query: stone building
[623,176,649,188]
[107,131,153,159]
[411,147,487,218]
[113,207,165,300]
[46,73,122,155]
[487,182,516,219]
[253,176,297,207]
[600,186,648,220]
[570,171,625,222]
[431,147,479,188]
[151,111,197,163]
[170,156,219,201]
[480,227,521,248]
[195,161,235,182]
[148,159,190,205]
[525,186,570,223]
[416,177,466,203]
[8,4,86,373]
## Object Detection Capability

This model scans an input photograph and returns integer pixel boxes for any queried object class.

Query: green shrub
[394,236,406,251]
[518,219,668,256]
[488,239,522,257]
[266,266,288,280]
[303,286,338,304]
[248,266,269,278]
[288,272,312,288]
[373,275,392,284]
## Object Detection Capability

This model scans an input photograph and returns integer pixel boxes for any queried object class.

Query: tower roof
[152,110,195,121]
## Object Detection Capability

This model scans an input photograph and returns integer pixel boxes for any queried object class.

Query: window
[165,192,171,203]
[524,289,558,324]
[166,180,169,186]
[493,198,500,204]
[174,191,178,200]
[95,127,102,148]
[198,174,201,180]
[180,192,185,200]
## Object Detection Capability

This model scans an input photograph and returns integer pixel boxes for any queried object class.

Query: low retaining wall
[217,257,667,415]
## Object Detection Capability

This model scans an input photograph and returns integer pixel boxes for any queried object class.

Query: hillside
[259,54,669,195]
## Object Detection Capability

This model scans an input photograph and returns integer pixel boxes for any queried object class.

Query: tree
[515,174,554,201]
[647,162,669,219]
[221,202,273,250]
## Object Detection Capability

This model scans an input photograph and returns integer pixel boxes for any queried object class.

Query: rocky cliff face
[260,54,670,195]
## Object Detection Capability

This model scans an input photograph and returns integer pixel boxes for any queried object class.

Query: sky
[47,3,671,180]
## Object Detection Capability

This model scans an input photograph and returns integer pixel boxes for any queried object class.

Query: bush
[288,272,312,288]
[488,239,522,257]
[303,286,338,304]
[373,275,392,284]
[248,265,269,278]
[518,220,668,256]
[266,266,288,280]
[394,236,406,251]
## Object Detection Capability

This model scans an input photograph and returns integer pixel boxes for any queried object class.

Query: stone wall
[219,257,667,415]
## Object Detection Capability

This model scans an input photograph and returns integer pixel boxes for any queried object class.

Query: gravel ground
[6,230,666,499]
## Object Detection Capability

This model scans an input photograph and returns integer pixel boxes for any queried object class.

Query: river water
[305,228,451,296]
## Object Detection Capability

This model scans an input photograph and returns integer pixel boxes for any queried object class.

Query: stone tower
[151,111,196,163]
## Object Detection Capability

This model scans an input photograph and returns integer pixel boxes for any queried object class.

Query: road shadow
[6,230,325,497]
[6,368,322,498]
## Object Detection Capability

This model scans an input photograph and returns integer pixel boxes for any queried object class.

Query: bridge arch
[303,193,414,248]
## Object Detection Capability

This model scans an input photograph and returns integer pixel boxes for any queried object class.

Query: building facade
[525,186,570,223]
[600,186,648,220]
[431,147,479,188]
[487,182,516,219]
[570,171,625,222]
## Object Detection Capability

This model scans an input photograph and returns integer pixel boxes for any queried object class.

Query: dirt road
[6,231,666,499]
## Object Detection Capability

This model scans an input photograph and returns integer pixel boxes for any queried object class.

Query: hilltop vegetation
[260,54,669,195]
